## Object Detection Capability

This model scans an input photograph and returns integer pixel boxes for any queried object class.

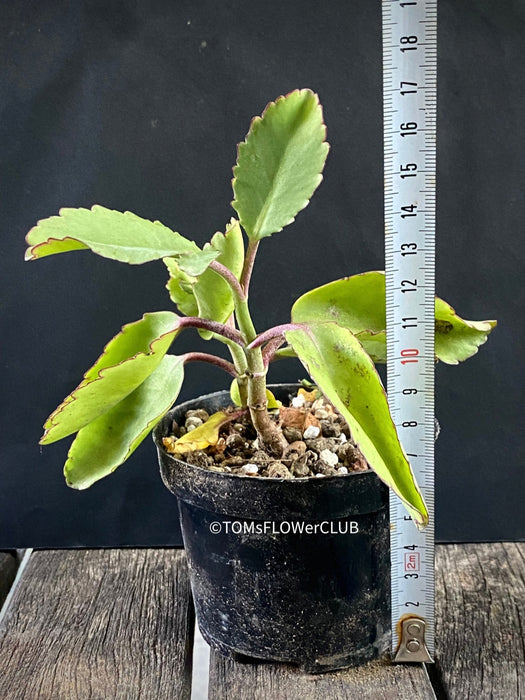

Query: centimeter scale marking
[382,0,437,661]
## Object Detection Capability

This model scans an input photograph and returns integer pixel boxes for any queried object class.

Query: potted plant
[25,89,496,671]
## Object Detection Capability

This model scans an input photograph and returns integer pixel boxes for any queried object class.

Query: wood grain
[208,650,435,699]
[0,552,18,608]
[435,542,525,700]
[1,543,523,699]
[0,549,194,700]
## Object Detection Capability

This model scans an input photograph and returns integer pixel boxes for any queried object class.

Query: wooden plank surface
[435,542,525,700]
[209,651,434,699]
[0,552,18,608]
[0,549,195,700]
[1,543,523,699]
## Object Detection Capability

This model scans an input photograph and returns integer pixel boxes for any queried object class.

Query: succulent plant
[25,89,496,528]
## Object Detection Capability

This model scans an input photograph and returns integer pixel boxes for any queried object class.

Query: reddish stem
[178,317,245,345]
[209,260,246,302]
[246,323,305,350]
[262,336,285,367]
[240,239,259,294]
[181,352,237,377]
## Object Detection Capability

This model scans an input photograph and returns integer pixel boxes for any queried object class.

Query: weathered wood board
[1,543,523,699]
[0,549,195,700]
[0,551,18,608]
[208,652,435,700]
[435,542,525,700]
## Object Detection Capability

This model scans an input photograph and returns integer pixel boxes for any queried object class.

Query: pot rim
[154,384,388,519]
[153,383,375,483]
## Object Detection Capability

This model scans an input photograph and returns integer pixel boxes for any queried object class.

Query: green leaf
[25,205,215,265]
[164,258,199,317]
[351,330,387,363]
[285,321,428,527]
[164,219,244,339]
[292,271,496,364]
[41,311,181,444]
[274,346,298,360]
[292,271,386,332]
[194,220,244,338]
[434,298,497,365]
[177,248,221,276]
[65,355,185,489]
[230,378,243,406]
[232,89,329,241]
[266,391,282,410]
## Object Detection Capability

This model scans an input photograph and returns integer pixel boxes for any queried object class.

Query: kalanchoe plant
[25,89,496,529]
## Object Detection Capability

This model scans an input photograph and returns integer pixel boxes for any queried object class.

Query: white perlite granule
[303,425,321,439]
[241,464,259,475]
[291,394,306,408]
[319,449,338,467]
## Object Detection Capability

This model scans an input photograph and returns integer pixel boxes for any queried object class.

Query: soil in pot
[161,384,370,479]
[154,384,390,673]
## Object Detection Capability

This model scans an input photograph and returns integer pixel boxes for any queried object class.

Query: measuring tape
[382,0,437,662]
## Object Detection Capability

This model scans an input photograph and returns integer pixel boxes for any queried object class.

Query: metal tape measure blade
[382,0,437,660]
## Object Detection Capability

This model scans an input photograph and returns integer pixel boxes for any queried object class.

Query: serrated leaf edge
[231,89,329,239]
[293,271,497,364]
[40,312,181,443]
[65,355,185,489]
[25,205,200,263]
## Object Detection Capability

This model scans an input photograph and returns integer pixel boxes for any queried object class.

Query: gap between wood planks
[0,550,32,628]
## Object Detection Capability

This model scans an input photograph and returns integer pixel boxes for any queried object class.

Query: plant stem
[235,298,257,343]
[207,259,257,342]
[224,338,249,407]
[178,317,245,345]
[246,323,305,350]
[209,261,246,302]
[245,346,288,456]
[262,336,285,367]
[235,251,286,451]
[207,242,286,450]
[240,239,259,293]
[181,352,237,377]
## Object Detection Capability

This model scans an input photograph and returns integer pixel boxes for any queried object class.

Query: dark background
[1,1,523,547]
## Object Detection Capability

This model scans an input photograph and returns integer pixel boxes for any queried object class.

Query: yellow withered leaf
[297,387,319,403]
[163,411,231,455]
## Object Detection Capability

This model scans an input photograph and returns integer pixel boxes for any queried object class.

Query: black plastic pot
[154,384,390,673]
